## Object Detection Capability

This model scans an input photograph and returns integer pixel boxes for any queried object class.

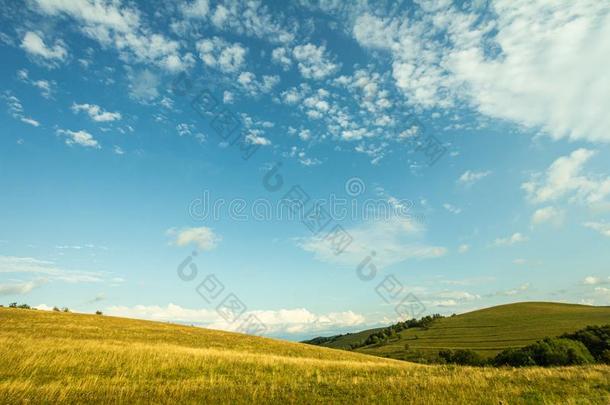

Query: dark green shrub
[493,348,536,367]
[439,349,484,366]
[494,338,594,367]
[562,325,610,364]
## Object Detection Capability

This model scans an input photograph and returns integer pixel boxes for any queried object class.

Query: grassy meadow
[309,302,610,362]
[1,307,609,404]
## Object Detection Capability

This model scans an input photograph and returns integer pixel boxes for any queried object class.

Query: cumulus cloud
[352,2,610,143]
[271,47,292,70]
[167,227,221,251]
[181,0,209,18]
[583,276,610,285]
[197,37,247,73]
[237,72,279,96]
[31,0,192,71]
[205,1,294,43]
[298,216,446,268]
[20,31,67,64]
[105,303,365,336]
[293,43,339,80]
[56,129,100,149]
[71,103,122,122]
[522,149,610,206]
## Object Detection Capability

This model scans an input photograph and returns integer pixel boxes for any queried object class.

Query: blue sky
[1,0,609,340]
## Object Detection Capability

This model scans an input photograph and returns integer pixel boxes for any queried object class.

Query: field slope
[1,307,609,404]
[307,302,610,362]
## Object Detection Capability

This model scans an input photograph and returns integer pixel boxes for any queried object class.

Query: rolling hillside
[0,307,609,404]
[306,302,610,362]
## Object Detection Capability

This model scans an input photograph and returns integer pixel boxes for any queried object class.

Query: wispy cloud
[0,255,106,283]
[457,170,491,186]
[298,217,446,268]
[493,232,527,247]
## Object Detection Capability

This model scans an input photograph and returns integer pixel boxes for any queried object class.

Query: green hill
[306,302,610,362]
[1,306,609,404]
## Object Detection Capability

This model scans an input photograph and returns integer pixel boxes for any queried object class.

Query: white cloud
[71,103,122,122]
[181,0,209,18]
[428,290,480,306]
[298,216,446,268]
[531,206,564,226]
[20,117,40,127]
[443,203,461,214]
[271,47,292,70]
[288,146,321,166]
[501,282,530,296]
[457,170,491,186]
[20,31,67,64]
[31,0,191,72]
[167,227,220,251]
[245,132,271,146]
[352,2,610,143]
[583,221,610,238]
[523,149,610,207]
[494,232,527,247]
[205,1,295,44]
[105,303,365,336]
[56,129,100,149]
[0,280,40,296]
[237,72,279,96]
[458,244,469,253]
[583,276,610,285]
[17,69,55,98]
[0,255,104,283]
[128,69,160,102]
[197,37,247,73]
[223,91,234,104]
[293,43,339,80]
[3,92,41,127]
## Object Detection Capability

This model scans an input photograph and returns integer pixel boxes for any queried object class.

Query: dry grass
[1,308,609,404]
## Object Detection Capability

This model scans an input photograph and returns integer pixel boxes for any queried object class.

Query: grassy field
[1,307,609,404]
[308,302,610,362]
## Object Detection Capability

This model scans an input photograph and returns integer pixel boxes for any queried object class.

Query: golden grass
[1,308,609,404]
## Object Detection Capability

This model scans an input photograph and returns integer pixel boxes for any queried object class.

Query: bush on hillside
[561,325,610,364]
[438,349,484,366]
[494,338,594,367]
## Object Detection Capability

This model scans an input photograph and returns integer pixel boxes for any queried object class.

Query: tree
[95,310,103,315]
